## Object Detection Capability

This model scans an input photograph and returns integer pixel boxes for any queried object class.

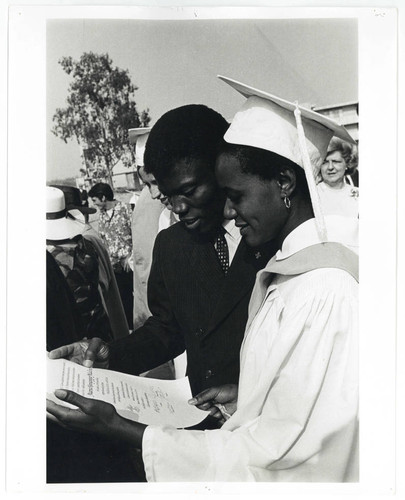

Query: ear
[276,167,296,198]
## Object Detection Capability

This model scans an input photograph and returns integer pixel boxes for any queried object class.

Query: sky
[46,17,357,181]
[6,6,400,494]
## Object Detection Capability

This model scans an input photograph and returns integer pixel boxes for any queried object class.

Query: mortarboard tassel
[293,104,328,242]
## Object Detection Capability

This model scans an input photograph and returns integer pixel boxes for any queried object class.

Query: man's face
[157,158,225,236]
[138,166,171,208]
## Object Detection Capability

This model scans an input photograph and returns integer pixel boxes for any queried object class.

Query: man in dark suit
[49,105,272,403]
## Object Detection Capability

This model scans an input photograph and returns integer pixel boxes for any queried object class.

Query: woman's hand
[46,390,145,448]
[189,384,238,425]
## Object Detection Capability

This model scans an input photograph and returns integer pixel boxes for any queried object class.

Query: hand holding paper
[48,337,109,368]
[189,383,238,424]
[47,357,210,429]
[46,388,139,444]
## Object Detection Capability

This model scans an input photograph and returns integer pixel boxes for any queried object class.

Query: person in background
[318,137,359,218]
[129,127,165,332]
[46,186,135,483]
[129,127,179,379]
[50,184,98,237]
[130,127,178,230]
[46,186,114,344]
[48,79,358,482]
[131,181,165,329]
[88,182,133,328]
[51,184,129,340]
[138,164,178,232]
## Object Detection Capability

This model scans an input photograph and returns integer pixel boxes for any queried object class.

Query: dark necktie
[214,227,229,274]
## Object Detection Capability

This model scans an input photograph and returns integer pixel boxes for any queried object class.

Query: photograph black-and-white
[5,4,400,497]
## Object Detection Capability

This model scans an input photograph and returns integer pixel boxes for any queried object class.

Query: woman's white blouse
[317,181,359,218]
[142,217,359,482]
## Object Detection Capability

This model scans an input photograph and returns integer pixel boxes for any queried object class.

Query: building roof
[312,101,358,112]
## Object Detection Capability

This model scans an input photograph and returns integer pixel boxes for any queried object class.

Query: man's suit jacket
[109,221,271,395]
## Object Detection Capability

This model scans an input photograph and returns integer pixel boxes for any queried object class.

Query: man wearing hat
[46,186,128,342]
[50,184,98,236]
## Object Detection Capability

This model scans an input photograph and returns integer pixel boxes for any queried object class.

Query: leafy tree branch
[52,52,150,185]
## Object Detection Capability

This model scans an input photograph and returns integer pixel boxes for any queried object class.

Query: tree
[52,52,151,185]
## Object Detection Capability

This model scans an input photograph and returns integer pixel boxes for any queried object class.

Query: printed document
[47,357,209,428]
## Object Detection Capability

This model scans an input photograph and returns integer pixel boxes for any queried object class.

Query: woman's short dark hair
[88,183,114,201]
[144,104,229,180]
[219,143,311,201]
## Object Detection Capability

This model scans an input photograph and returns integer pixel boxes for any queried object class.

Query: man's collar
[222,219,241,240]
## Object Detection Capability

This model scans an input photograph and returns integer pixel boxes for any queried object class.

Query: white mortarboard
[218,75,356,241]
[128,127,151,167]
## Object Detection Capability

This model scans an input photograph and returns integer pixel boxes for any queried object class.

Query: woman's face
[215,153,287,247]
[91,196,107,211]
[320,150,347,187]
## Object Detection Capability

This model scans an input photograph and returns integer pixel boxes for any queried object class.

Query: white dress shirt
[158,208,179,232]
[220,219,241,265]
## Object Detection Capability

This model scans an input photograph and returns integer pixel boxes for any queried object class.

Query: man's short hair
[88,182,114,201]
[144,104,228,179]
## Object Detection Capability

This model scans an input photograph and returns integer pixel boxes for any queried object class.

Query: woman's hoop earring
[283,196,291,209]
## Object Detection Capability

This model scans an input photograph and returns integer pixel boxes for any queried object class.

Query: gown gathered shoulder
[142,216,359,482]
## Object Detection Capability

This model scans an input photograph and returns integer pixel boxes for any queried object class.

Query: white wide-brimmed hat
[46,186,84,240]
[128,127,151,167]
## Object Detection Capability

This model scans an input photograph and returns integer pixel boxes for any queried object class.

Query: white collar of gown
[275,215,358,260]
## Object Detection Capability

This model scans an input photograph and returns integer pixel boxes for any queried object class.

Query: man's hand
[48,337,110,368]
[46,390,145,448]
[189,384,238,425]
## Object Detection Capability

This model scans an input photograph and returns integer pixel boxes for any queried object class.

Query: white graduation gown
[142,216,359,482]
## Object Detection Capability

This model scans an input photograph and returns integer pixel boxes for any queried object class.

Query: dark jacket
[46,250,84,351]
[109,222,271,395]
[46,250,137,482]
